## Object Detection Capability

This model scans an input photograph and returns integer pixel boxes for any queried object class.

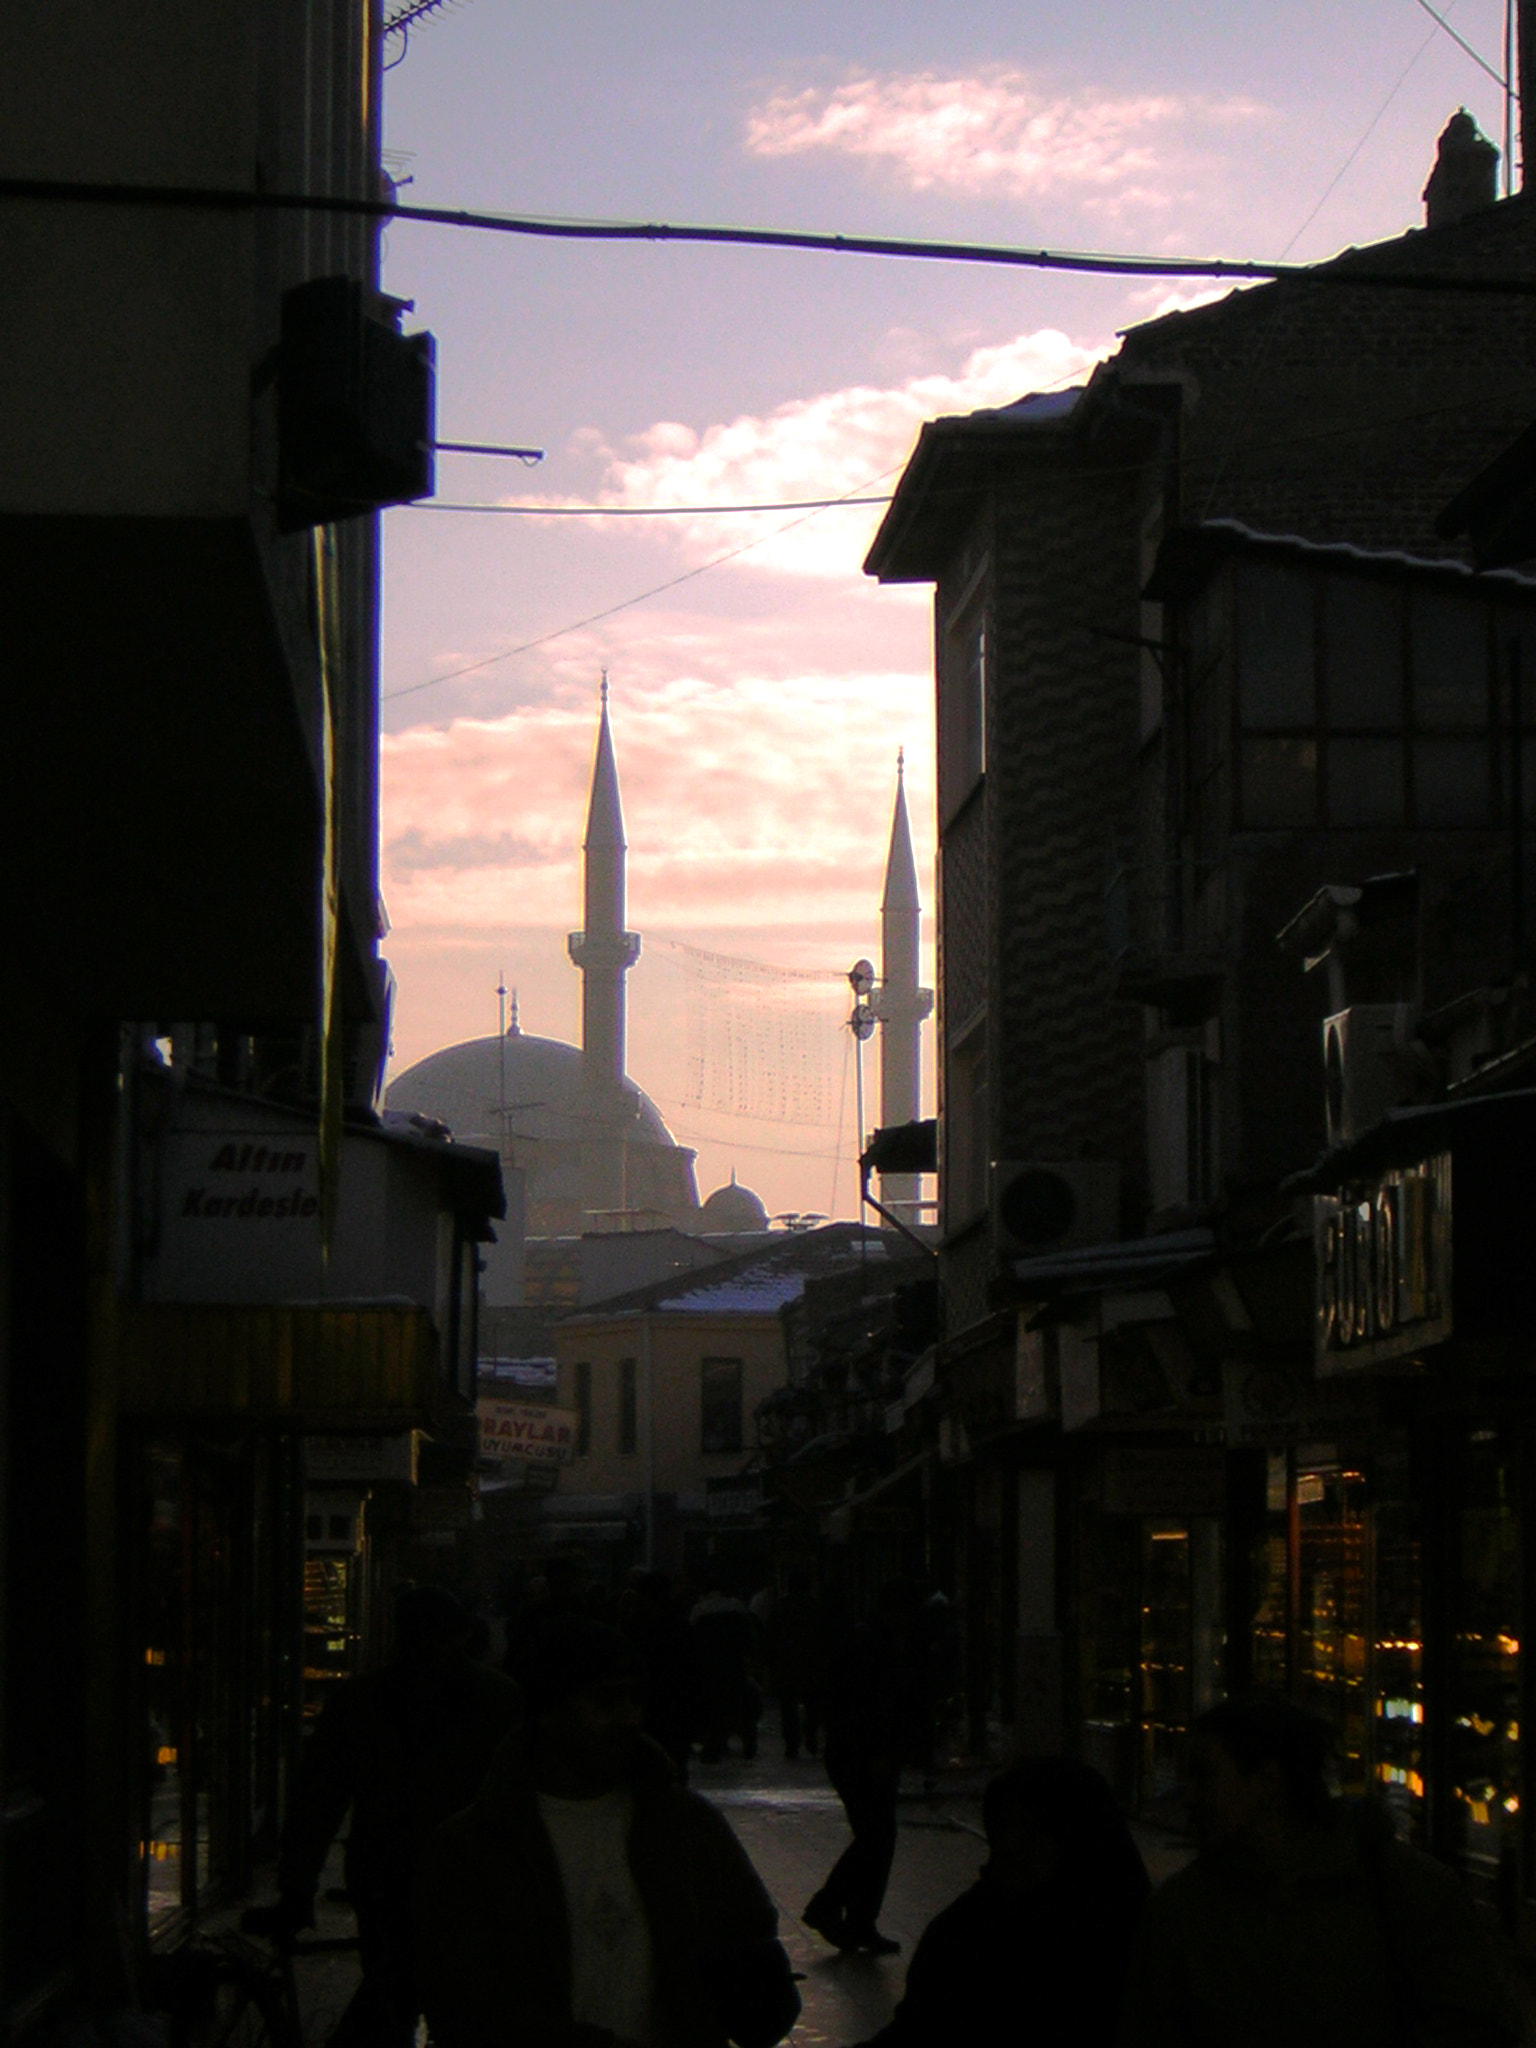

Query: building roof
[1146,518,1536,602]
[868,179,1536,586]
[559,1221,894,1323]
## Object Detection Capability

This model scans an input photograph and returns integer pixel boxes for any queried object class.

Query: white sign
[476,1398,576,1465]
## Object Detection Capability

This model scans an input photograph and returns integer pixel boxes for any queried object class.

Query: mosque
[385,683,928,1247]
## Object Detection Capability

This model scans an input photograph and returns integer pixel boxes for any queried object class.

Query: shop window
[1370,1451,1424,1845]
[617,1356,638,1457]
[1080,1509,1140,1801]
[1137,1519,1224,1822]
[1239,737,1317,828]
[1294,1461,1371,1798]
[701,1357,743,1454]
[1447,1431,1520,1883]
[1327,739,1405,826]
[1247,1451,1290,1693]
[573,1361,592,1458]
[1236,563,1315,728]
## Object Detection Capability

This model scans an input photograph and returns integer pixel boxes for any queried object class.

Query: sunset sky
[377,0,1513,1218]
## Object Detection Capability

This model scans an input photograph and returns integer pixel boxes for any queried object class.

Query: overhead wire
[1408,0,1507,87]
[6,174,1536,293]
[382,464,906,701]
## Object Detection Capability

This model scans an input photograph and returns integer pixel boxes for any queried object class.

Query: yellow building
[548,1224,889,1583]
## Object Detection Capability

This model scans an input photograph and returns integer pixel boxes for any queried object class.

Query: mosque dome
[699,1173,769,1232]
[386,1021,698,1236]
[387,1027,678,1155]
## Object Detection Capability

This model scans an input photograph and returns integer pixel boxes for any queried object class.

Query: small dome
[700,1174,769,1231]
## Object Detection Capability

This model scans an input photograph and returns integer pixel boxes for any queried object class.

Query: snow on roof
[654,1267,814,1314]
[1197,517,1536,590]
[987,388,1081,423]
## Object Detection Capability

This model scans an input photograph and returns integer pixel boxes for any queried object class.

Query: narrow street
[291,1747,1191,2047]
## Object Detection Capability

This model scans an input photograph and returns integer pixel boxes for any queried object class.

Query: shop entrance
[1137,1518,1223,1823]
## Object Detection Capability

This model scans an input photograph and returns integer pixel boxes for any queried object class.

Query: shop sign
[302,1433,418,1485]
[479,1356,557,1394]
[1221,1362,1378,1447]
[476,1398,576,1465]
[1101,1445,1226,1517]
[1314,1154,1451,1373]
[706,1478,764,1520]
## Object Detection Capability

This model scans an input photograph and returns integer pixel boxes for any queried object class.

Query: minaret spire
[870,749,933,1220]
[568,677,641,1210]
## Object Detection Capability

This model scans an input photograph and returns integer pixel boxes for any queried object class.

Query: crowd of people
[247,1570,1527,2048]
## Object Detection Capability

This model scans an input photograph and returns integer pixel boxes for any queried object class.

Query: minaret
[567,676,641,1211]
[870,750,934,1219]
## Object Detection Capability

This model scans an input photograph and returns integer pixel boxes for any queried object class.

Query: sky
[377,0,1515,1219]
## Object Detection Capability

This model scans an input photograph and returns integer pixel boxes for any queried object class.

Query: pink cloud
[743,70,1269,208]
[508,328,1107,578]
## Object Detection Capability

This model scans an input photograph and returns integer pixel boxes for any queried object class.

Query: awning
[117,1300,451,1431]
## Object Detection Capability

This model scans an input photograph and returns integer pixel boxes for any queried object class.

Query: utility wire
[383,467,902,701]
[411,495,895,516]
[6,175,1536,293]
[1408,0,1507,86]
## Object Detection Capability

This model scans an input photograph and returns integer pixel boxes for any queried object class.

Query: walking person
[762,1566,828,1761]
[415,1615,799,2048]
[247,1584,523,2048]
[690,1573,760,1763]
[1118,1691,1522,2048]
[852,1757,1149,2047]
[802,1590,905,1955]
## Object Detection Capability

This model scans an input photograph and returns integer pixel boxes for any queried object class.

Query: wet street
[701,1752,989,2046]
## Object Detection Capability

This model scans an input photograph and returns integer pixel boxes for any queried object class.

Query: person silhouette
[852,1755,1149,2047]
[415,1616,799,2048]
[248,1584,522,2048]
[1118,1692,1521,2048]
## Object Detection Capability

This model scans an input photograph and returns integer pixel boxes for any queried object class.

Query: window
[941,594,988,819]
[1324,579,1401,728]
[1229,565,1523,831]
[573,1360,591,1458]
[1411,591,1489,730]
[1236,563,1315,728]
[617,1356,637,1457]
[946,1026,989,1228]
[700,1357,743,1454]
[1239,737,1317,828]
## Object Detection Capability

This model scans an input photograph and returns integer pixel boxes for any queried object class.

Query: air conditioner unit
[1323,1004,1416,1146]
[993,1161,1120,1258]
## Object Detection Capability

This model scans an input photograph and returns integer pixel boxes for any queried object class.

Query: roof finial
[600,667,610,708]
[897,745,905,780]
[510,987,520,1035]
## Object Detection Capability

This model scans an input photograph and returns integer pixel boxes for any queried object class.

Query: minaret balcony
[567,929,641,971]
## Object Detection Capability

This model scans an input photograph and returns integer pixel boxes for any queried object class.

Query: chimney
[1422,108,1500,227]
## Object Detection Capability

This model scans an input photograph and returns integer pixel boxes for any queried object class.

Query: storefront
[117,1078,502,1947]
[1278,1089,1536,1921]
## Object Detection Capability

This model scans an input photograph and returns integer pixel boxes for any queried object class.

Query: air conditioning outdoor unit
[993,1160,1120,1259]
[1323,1004,1416,1147]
